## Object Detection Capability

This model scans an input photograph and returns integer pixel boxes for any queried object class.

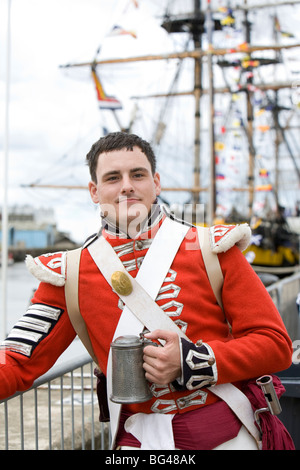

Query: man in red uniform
[0,132,293,450]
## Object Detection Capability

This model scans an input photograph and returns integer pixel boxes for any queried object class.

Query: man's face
[88,146,161,235]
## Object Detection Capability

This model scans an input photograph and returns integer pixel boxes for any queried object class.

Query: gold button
[111,271,133,296]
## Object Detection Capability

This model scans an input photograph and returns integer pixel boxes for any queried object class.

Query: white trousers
[119,425,258,451]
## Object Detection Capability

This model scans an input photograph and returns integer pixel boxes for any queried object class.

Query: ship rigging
[27,0,300,272]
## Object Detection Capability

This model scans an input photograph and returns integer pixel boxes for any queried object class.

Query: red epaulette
[209,223,251,253]
[25,251,67,286]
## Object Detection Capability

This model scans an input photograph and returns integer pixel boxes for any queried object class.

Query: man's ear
[154,172,161,196]
[88,181,99,204]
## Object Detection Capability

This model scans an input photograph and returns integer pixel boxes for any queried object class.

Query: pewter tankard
[110,334,153,404]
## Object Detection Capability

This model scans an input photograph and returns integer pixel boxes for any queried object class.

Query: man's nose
[121,175,134,193]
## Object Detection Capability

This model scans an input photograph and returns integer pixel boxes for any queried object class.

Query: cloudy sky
[1,0,300,244]
[0,0,173,243]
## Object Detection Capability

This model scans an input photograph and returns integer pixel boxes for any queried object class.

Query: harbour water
[0,260,86,365]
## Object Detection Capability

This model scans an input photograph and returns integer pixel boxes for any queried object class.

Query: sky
[0,0,172,243]
[1,0,300,245]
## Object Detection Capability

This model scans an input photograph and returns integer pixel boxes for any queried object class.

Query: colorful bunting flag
[221,15,235,26]
[257,125,270,132]
[256,184,272,191]
[109,25,137,39]
[241,58,259,68]
[237,42,249,52]
[215,141,225,151]
[91,67,122,110]
[255,109,265,117]
[259,169,269,178]
[274,15,294,38]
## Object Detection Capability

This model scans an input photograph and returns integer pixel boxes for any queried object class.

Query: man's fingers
[142,329,181,385]
[144,329,178,345]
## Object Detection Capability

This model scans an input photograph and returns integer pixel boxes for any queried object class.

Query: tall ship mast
[32,0,300,274]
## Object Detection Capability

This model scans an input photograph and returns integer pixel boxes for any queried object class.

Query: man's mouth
[118,196,140,203]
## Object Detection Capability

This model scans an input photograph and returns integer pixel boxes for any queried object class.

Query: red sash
[116,401,241,450]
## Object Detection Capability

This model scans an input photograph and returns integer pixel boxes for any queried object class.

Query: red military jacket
[0,213,292,418]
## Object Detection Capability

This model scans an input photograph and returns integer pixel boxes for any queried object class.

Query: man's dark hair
[86,132,157,182]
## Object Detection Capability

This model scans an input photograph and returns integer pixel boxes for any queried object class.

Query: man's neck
[101,202,162,239]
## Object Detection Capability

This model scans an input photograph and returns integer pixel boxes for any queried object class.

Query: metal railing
[0,351,110,450]
[266,270,300,344]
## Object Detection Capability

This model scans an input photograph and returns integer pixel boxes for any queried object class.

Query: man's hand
[143,330,181,385]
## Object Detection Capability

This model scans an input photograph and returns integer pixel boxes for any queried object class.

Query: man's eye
[107,176,119,181]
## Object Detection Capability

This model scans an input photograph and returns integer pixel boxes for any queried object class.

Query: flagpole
[206,0,216,226]
[1,0,11,342]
